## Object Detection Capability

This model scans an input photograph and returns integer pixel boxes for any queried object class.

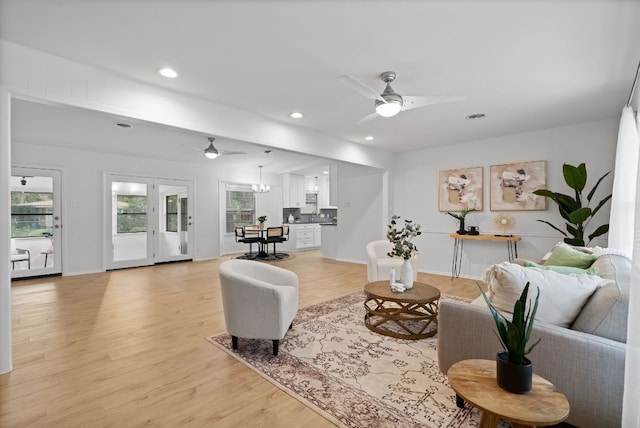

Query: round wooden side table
[363,280,440,340]
[448,359,570,428]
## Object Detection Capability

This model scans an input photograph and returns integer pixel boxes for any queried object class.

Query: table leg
[506,240,518,261]
[451,238,463,279]
[479,411,501,428]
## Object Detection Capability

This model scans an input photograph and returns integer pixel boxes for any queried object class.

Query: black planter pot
[496,351,532,394]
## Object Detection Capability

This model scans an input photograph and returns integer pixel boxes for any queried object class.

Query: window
[226,185,255,233]
[11,191,53,237]
[166,195,178,232]
[117,195,147,233]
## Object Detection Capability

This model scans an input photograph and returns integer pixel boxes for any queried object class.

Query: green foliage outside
[117,195,147,233]
[11,191,53,237]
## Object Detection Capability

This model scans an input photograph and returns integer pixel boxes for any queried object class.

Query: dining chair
[235,226,258,258]
[264,226,285,258]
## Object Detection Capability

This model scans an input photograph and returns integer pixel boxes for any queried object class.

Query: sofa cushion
[543,242,597,269]
[482,261,611,328]
[571,254,630,343]
[523,260,599,275]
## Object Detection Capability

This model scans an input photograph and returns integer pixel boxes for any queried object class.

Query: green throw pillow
[524,260,599,275]
[543,242,597,269]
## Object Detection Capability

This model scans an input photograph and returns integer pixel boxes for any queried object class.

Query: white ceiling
[2,1,640,167]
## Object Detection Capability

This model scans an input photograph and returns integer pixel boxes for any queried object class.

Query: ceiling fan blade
[220,151,248,155]
[338,74,386,102]
[402,95,465,111]
[355,112,379,126]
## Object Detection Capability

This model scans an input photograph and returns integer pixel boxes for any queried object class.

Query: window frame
[225,185,256,234]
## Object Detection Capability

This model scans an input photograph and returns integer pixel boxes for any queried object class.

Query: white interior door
[156,179,193,263]
[105,175,154,270]
[10,167,62,278]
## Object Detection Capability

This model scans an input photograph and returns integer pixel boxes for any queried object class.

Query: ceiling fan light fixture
[375,99,402,117]
[204,142,219,159]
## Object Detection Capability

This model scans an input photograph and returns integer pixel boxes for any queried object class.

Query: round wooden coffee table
[448,359,570,428]
[363,280,440,340]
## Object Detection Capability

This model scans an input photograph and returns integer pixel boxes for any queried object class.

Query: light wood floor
[1,251,481,427]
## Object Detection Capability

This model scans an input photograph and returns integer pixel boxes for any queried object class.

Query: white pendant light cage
[252,165,270,193]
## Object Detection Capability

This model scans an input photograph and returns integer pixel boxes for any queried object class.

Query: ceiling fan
[339,71,464,123]
[201,137,247,159]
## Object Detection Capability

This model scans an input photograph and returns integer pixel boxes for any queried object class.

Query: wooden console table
[448,359,569,428]
[450,233,521,279]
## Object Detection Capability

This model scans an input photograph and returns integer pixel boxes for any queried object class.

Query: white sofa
[365,240,417,282]
[438,253,630,428]
[218,259,299,355]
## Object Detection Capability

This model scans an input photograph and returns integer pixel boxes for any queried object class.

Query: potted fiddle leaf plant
[477,282,540,394]
[533,163,611,246]
[387,215,422,289]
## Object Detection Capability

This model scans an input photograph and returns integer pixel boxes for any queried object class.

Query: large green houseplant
[533,163,611,247]
[478,282,540,393]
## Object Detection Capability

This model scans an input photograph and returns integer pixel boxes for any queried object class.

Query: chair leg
[272,340,279,356]
[232,335,238,350]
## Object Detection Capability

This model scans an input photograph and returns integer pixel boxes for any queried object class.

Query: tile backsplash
[282,208,337,224]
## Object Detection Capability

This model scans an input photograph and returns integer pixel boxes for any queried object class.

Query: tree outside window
[10,191,53,238]
[117,195,147,233]
[226,186,255,233]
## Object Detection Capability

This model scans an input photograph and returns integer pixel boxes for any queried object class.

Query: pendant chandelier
[252,165,270,193]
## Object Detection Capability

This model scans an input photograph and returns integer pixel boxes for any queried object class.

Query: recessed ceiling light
[157,67,178,78]
[322,170,329,174]
[364,136,374,141]
[465,113,486,120]
[115,122,132,129]
[289,112,303,119]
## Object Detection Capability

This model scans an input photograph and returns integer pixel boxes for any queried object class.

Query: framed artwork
[438,167,483,211]
[490,160,547,211]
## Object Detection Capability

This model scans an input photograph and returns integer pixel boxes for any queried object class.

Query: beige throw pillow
[482,262,612,328]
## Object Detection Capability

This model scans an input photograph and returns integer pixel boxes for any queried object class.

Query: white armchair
[365,240,417,282]
[218,259,299,355]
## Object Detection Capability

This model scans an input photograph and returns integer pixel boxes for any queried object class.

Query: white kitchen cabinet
[282,173,305,208]
[293,224,321,250]
[313,224,321,246]
[295,224,315,249]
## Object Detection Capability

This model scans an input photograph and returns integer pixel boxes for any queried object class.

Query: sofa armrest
[437,299,625,428]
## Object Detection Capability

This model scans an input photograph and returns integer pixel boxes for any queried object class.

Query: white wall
[334,162,387,264]
[0,89,12,373]
[393,118,619,278]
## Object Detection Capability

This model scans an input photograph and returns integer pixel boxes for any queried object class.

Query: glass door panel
[106,176,154,270]
[11,167,62,279]
[156,180,192,263]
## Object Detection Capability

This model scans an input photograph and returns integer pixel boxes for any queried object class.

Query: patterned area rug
[207,290,484,427]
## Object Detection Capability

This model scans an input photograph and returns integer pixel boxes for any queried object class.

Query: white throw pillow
[481,261,613,328]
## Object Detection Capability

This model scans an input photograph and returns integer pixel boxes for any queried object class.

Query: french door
[10,167,62,278]
[104,175,193,270]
